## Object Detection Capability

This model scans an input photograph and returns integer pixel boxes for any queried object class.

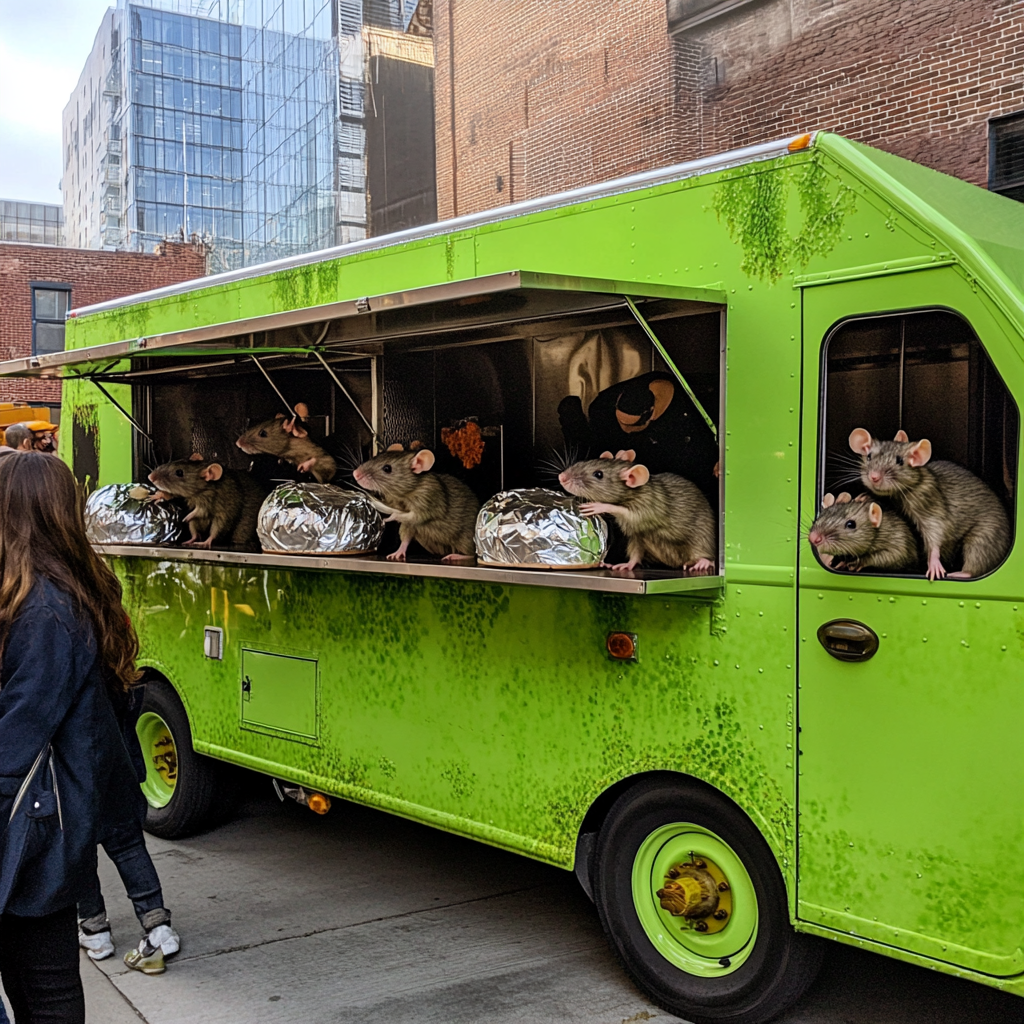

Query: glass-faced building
[63,0,435,271]
[0,201,64,246]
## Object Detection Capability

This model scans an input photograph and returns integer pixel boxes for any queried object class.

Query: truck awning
[0,271,725,382]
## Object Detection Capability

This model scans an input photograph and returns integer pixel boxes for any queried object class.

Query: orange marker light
[788,133,813,152]
[307,792,331,815]
[607,632,638,662]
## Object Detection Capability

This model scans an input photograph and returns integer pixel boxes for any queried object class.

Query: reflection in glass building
[0,201,64,246]
[63,0,436,272]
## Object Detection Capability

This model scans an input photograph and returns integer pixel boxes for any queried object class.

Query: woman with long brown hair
[0,452,139,1023]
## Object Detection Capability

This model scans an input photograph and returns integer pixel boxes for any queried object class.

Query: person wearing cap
[2,422,58,454]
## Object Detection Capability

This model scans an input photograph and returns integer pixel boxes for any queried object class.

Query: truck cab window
[816,309,1017,579]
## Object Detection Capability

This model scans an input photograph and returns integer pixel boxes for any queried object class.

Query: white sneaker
[147,923,180,957]
[78,927,115,961]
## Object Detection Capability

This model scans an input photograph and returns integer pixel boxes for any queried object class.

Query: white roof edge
[74,133,813,318]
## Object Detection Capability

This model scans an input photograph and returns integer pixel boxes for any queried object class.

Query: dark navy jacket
[0,578,135,916]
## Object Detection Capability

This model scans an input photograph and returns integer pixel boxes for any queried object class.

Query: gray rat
[558,449,716,573]
[236,401,337,484]
[850,427,1010,580]
[808,491,919,572]
[352,443,479,562]
[148,454,264,549]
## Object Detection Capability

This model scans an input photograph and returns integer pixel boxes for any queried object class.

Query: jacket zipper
[9,745,49,822]
[49,752,64,830]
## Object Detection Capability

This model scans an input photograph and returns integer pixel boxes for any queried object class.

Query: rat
[236,401,338,484]
[808,491,919,572]
[352,443,479,562]
[849,428,1010,580]
[558,449,716,573]
[148,454,265,549]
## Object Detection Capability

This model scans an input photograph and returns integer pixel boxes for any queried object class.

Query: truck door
[796,271,1024,976]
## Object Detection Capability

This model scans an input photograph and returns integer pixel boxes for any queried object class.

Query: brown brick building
[432,0,1024,219]
[0,241,206,404]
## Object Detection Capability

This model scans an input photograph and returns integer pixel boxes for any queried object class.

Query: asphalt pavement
[18,783,1024,1024]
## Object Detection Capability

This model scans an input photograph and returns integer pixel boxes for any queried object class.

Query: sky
[0,0,117,205]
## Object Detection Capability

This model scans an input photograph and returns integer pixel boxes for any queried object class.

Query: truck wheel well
[574,771,742,901]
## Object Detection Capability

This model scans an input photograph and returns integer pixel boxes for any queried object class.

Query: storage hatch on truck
[0,270,727,596]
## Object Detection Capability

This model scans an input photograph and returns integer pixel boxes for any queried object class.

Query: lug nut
[694,921,709,932]
[713,909,729,920]
[718,881,730,892]
[694,859,706,869]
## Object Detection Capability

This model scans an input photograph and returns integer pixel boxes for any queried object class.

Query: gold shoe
[123,940,166,975]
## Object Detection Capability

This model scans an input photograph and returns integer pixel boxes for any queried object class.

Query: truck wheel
[137,678,221,839]
[592,776,822,1024]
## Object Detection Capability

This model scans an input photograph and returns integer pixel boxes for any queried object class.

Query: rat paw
[687,558,715,574]
[605,561,638,574]
[386,550,407,562]
[441,553,474,563]
[946,570,972,579]
[297,457,317,473]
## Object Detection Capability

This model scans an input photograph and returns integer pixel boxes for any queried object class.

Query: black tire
[139,677,223,839]
[592,775,822,1024]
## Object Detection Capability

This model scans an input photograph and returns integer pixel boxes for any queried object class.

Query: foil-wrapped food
[84,483,187,546]
[475,488,609,569]
[257,483,383,555]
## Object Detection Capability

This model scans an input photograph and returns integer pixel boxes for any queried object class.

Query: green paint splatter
[713,157,856,283]
[445,237,455,280]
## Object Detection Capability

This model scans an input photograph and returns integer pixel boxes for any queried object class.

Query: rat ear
[868,502,883,528]
[615,449,637,462]
[822,492,835,508]
[386,443,405,452]
[283,417,308,439]
[201,462,223,482]
[621,463,650,488]
[189,452,204,462]
[599,451,615,460]
[410,449,435,474]
[894,429,909,442]
[854,492,870,502]
[908,439,932,467]
[274,412,287,420]
[409,440,424,451]
[849,428,873,455]
[294,402,309,420]
[836,492,852,504]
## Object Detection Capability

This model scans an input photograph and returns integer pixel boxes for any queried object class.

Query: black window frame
[30,282,72,358]
[988,110,1024,202]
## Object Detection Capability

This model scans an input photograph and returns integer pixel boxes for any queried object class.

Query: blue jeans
[78,792,168,931]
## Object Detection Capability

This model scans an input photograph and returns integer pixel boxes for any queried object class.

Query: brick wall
[0,241,206,404]
[434,0,1024,218]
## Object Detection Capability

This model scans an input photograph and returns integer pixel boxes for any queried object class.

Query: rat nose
[353,468,363,482]
[147,472,156,483]
[557,471,568,486]
[808,529,822,546]
[869,470,882,483]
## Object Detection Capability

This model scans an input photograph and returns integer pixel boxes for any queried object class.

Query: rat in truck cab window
[808,491,919,573]
[850,428,1010,580]
[558,449,715,573]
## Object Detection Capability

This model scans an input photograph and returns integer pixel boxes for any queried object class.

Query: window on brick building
[989,112,1024,203]
[31,284,71,356]
[668,0,758,33]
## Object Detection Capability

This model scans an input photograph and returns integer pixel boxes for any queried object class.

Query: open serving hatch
[0,271,727,595]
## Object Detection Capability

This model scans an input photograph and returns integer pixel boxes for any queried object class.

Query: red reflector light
[307,792,331,815]
[606,632,637,661]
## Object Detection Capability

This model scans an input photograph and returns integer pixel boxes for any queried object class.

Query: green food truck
[5,131,1024,1023]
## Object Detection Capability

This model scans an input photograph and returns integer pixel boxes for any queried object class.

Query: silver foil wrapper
[258,483,383,555]
[475,488,609,569]
[84,483,187,546]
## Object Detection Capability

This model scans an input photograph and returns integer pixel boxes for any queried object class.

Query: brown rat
[148,454,264,549]
[352,443,479,562]
[558,449,716,573]
[808,491,919,572]
[850,428,1010,580]
[236,401,337,484]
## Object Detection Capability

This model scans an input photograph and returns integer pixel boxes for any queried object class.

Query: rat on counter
[148,454,264,549]
[236,402,338,484]
[558,449,715,573]
[352,443,479,562]
[808,491,919,573]
[850,428,1010,580]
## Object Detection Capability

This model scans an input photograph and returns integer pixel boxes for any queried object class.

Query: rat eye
[866,453,871,460]
[175,469,184,477]
[382,464,392,473]
[845,519,857,529]
[896,456,904,465]
[258,429,267,438]
[593,470,604,480]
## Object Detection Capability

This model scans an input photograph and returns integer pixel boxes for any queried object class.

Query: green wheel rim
[632,822,758,978]
[136,711,178,809]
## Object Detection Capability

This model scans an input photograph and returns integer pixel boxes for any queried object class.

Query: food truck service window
[817,309,1017,580]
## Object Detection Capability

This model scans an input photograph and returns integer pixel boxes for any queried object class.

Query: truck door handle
[817,619,879,662]
[242,675,252,700]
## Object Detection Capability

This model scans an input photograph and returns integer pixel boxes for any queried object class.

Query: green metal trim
[725,564,795,587]
[793,254,956,288]
[632,822,758,977]
[137,711,176,810]
[624,295,718,437]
